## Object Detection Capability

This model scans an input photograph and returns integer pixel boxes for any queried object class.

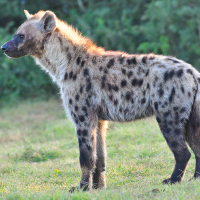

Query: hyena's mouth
[1,45,25,58]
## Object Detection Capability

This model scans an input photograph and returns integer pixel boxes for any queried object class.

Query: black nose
[1,43,9,52]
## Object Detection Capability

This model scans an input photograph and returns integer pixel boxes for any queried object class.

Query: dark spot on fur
[75,94,80,101]
[113,85,119,92]
[164,111,170,118]
[109,95,113,101]
[188,92,191,97]
[142,56,147,64]
[102,75,107,81]
[121,80,127,87]
[169,87,175,103]
[76,57,81,65]
[171,141,178,148]
[86,99,90,107]
[86,82,92,92]
[58,36,62,44]
[145,70,149,77]
[73,74,77,81]
[119,57,124,64]
[92,57,97,64]
[173,107,179,111]
[81,60,85,67]
[75,105,79,111]
[71,111,77,119]
[69,99,73,105]
[79,115,85,122]
[99,67,103,71]
[177,69,183,77]
[181,86,185,94]
[164,70,175,82]
[80,86,83,94]
[127,59,132,65]
[131,79,143,87]
[198,78,200,84]
[187,69,193,75]
[102,82,105,89]
[82,138,86,143]
[180,107,186,113]
[141,98,146,104]
[147,83,150,89]
[77,129,82,136]
[164,127,171,134]
[86,145,91,151]
[127,57,137,65]
[104,69,108,74]
[67,53,72,63]
[149,55,155,60]
[82,106,87,113]
[114,99,118,105]
[64,72,68,80]
[156,117,161,123]
[158,88,164,98]
[128,71,133,78]
[125,92,131,101]
[168,58,180,64]
[69,71,73,79]
[122,69,126,75]
[154,102,158,110]
[131,79,137,86]
[82,129,88,136]
[107,59,114,68]
[84,68,89,76]
[174,128,181,135]
[138,79,143,86]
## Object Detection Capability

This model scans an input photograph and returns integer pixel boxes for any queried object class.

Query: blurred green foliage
[0,0,200,102]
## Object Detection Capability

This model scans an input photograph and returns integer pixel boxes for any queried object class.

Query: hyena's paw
[162,178,176,185]
[69,186,79,193]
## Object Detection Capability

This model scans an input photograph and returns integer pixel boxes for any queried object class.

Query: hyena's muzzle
[1,34,27,58]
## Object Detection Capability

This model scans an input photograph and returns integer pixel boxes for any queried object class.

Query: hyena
[2,10,200,191]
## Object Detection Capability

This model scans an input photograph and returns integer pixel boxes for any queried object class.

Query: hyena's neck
[34,32,90,86]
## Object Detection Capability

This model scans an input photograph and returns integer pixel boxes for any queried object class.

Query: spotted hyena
[2,10,200,191]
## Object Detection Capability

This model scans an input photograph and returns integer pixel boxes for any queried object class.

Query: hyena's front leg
[76,120,98,191]
[93,120,108,189]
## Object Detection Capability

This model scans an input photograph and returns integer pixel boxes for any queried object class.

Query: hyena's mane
[30,11,105,55]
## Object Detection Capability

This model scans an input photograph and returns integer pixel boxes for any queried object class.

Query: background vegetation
[0,0,200,103]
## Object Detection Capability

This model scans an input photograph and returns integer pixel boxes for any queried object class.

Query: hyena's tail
[186,68,200,178]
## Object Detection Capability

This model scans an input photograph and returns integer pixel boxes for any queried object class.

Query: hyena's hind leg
[186,93,200,179]
[93,120,108,189]
[155,110,191,184]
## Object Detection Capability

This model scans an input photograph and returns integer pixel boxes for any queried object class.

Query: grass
[0,99,200,199]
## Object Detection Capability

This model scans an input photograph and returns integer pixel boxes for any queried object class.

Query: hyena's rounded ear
[40,11,57,33]
[24,10,32,19]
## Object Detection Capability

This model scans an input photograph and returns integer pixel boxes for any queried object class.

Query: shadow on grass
[13,142,63,162]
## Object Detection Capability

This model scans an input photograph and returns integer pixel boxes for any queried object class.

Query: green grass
[0,99,199,199]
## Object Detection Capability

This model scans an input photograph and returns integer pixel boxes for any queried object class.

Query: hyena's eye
[18,34,25,39]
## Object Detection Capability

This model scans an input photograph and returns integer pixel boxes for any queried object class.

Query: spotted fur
[2,10,200,191]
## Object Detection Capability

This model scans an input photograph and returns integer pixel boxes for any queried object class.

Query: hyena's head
[1,10,57,58]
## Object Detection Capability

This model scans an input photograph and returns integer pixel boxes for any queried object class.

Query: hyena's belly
[98,97,154,122]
